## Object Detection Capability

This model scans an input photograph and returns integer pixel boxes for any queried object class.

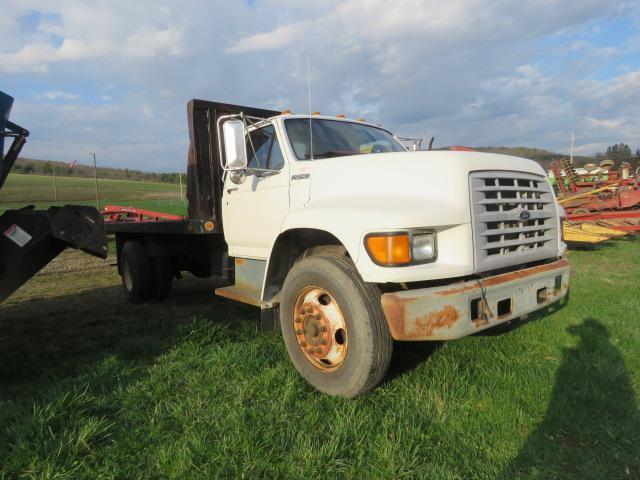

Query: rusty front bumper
[380,258,570,341]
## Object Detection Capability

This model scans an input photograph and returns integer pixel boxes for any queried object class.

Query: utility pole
[91,152,100,210]
[178,168,184,204]
[570,131,575,165]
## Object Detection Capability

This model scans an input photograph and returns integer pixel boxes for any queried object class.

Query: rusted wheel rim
[292,286,348,371]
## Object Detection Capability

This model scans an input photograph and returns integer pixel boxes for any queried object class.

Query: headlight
[364,230,437,266]
[411,233,436,261]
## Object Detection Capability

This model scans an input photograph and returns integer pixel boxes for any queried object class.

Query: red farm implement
[101,205,185,223]
[551,159,640,244]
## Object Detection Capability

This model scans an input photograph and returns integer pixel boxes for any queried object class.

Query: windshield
[284,118,406,160]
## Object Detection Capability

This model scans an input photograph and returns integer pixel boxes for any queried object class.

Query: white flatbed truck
[106,99,570,397]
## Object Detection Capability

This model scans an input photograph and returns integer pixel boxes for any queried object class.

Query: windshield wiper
[313,150,358,159]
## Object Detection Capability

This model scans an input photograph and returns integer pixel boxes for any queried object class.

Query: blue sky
[1,0,639,172]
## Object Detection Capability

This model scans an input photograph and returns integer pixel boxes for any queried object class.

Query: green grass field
[1,241,639,479]
[0,173,187,215]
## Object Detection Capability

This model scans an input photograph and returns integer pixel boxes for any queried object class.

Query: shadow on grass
[500,318,640,479]
[384,341,443,384]
[0,275,256,387]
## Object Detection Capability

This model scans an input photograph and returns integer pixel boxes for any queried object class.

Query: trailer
[107,98,570,397]
[0,91,107,303]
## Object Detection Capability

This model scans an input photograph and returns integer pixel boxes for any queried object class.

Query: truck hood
[301,150,547,228]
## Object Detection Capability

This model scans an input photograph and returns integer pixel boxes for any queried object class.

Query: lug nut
[321,325,328,332]
[315,347,323,354]
[305,306,314,314]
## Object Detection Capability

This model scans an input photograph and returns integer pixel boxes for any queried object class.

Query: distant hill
[473,146,614,171]
[12,157,180,184]
[13,147,634,183]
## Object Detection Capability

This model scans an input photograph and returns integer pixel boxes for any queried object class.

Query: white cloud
[0,2,185,74]
[34,90,81,100]
[226,23,305,53]
[122,28,184,58]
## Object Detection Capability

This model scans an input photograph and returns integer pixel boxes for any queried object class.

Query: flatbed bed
[104,218,219,235]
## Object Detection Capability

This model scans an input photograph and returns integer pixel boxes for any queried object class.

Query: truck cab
[109,99,570,397]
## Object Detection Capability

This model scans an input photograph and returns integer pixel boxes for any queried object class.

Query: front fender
[279,200,474,284]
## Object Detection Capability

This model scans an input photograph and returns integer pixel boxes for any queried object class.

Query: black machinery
[0,91,107,303]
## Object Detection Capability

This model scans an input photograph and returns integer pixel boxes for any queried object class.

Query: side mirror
[222,120,247,170]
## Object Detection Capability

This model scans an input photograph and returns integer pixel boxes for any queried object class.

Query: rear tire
[120,240,151,302]
[279,254,393,397]
[150,257,174,300]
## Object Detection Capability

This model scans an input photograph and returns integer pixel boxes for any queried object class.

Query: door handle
[226,187,239,194]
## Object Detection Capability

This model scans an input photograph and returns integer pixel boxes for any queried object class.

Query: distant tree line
[12,157,181,184]
[597,143,640,162]
[587,143,640,170]
[479,143,640,172]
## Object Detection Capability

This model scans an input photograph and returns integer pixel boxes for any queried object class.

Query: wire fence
[0,173,188,215]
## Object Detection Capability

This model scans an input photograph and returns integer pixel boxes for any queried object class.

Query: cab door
[222,123,289,259]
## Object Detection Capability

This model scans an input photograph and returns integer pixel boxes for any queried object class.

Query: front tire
[279,254,393,397]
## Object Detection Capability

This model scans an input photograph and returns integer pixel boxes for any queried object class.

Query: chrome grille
[470,171,558,272]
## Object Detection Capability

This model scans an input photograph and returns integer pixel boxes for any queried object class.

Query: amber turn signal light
[365,233,411,266]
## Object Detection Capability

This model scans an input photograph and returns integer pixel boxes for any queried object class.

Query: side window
[246,124,285,173]
[269,135,284,170]
[247,126,274,171]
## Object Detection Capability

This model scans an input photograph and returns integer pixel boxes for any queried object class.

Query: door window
[246,125,285,173]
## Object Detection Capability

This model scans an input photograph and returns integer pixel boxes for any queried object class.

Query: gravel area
[37,248,115,275]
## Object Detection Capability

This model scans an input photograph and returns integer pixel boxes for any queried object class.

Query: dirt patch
[37,249,114,275]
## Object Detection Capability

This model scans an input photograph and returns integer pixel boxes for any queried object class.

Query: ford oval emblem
[520,210,531,221]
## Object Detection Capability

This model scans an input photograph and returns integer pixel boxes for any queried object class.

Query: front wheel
[279,254,393,397]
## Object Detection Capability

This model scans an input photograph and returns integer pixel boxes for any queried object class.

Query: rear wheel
[279,254,393,397]
[150,257,174,300]
[120,240,151,302]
